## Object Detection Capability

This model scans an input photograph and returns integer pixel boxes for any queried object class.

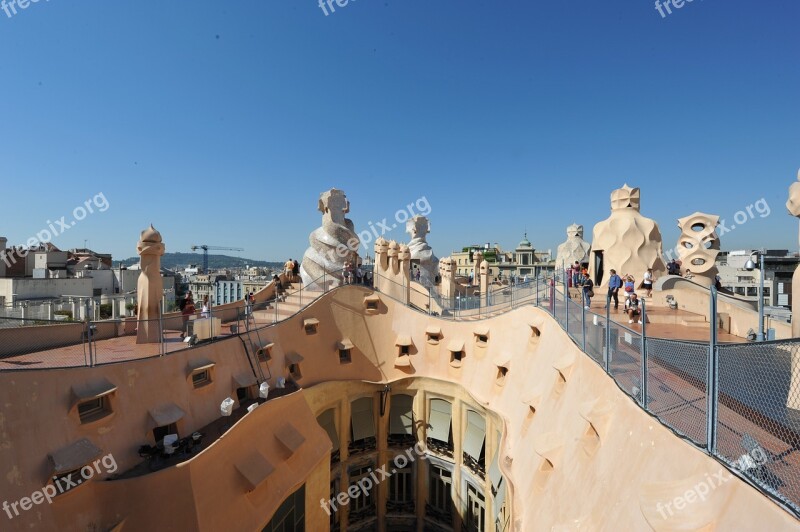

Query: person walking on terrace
[572,261,581,287]
[582,275,594,310]
[180,293,196,339]
[285,258,295,281]
[642,268,654,297]
[607,269,622,310]
[201,295,210,319]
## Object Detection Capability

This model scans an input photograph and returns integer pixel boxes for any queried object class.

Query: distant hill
[115,252,284,271]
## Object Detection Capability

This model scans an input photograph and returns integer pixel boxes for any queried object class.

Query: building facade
[716,250,800,308]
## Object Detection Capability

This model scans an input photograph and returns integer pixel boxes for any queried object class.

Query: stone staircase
[251,282,326,324]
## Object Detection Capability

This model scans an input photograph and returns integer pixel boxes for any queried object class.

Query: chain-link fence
[644,338,709,445]
[714,340,800,512]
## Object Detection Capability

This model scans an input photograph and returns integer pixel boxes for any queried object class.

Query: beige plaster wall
[0,285,797,531]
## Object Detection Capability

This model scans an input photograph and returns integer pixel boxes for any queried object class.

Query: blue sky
[1,0,798,263]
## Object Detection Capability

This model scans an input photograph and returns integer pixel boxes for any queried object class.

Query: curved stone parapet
[299,189,359,288]
[406,215,439,286]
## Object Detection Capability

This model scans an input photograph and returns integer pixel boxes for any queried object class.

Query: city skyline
[1,1,798,261]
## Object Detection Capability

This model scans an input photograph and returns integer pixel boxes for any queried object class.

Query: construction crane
[190,245,244,273]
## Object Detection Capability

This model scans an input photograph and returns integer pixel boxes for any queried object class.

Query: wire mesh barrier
[643,338,709,445]
[714,340,800,512]
[608,320,644,402]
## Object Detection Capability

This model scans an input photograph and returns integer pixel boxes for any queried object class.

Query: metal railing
[0,270,339,370]
[3,265,800,517]
[371,272,800,518]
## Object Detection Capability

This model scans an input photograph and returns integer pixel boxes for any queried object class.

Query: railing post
[707,285,719,455]
[160,305,165,356]
[605,293,611,373]
[536,276,540,307]
[86,319,93,367]
[564,270,569,331]
[641,298,648,409]
[581,294,586,352]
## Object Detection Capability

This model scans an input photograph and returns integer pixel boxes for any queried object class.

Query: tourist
[572,261,581,287]
[582,275,594,310]
[642,268,654,297]
[415,269,421,282]
[625,293,642,324]
[607,269,622,310]
[356,265,364,284]
[180,293,195,338]
[201,296,210,319]
[292,259,300,279]
[342,262,349,284]
[667,259,680,276]
[285,258,295,280]
[623,275,636,302]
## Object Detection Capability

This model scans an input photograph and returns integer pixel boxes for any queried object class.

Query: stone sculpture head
[677,212,720,276]
[139,224,162,244]
[610,184,641,212]
[374,237,389,255]
[387,240,400,258]
[406,215,430,241]
[137,224,164,258]
[318,189,350,224]
[398,244,411,261]
[567,223,584,239]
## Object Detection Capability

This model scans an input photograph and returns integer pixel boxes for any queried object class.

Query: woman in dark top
[582,277,594,309]
[180,295,195,338]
